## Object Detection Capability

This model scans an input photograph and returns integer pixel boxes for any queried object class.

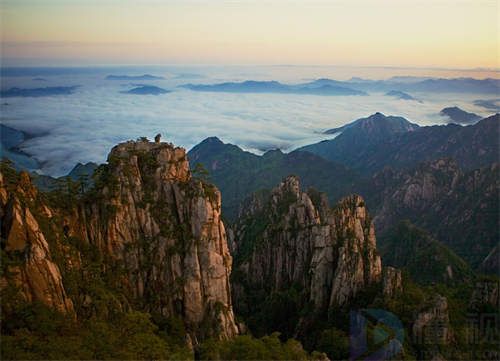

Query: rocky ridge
[0,172,74,314]
[1,138,238,344]
[370,158,499,268]
[231,175,382,316]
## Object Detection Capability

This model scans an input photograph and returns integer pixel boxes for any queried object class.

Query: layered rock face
[469,280,500,311]
[382,266,403,298]
[231,175,382,314]
[412,295,451,347]
[370,158,499,268]
[0,138,238,343]
[0,172,74,314]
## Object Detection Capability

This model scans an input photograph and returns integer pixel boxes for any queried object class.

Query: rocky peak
[333,194,368,224]
[271,175,301,203]
[0,171,74,314]
[412,295,451,347]
[16,171,38,200]
[231,176,382,320]
[382,266,403,298]
[469,280,499,311]
[353,112,419,135]
[108,137,191,182]
[372,159,498,267]
[276,175,300,195]
[373,158,462,227]
[327,194,381,306]
[1,137,239,344]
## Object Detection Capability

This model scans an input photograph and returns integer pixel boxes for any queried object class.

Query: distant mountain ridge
[187,137,359,220]
[182,77,500,95]
[303,112,420,165]
[439,106,481,124]
[0,86,79,97]
[121,85,170,95]
[385,90,420,101]
[322,111,419,134]
[181,80,367,96]
[187,113,499,273]
[348,77,500,94]
[474,98,500,112]
[301,113,499,174]
[105,74,164,80]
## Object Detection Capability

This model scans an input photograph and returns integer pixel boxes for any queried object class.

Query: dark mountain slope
[367,158,499,268]
[321,112,419,136]
[301,112,419,170]
[439,106,481,125]
[0,86,78,97]
[0,124,40,170]
[380,221,473,285]
[188,137,360,220]
[181,80,366,96]
[301,113,499,174]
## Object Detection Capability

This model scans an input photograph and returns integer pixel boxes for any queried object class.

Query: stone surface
[412,295,451,346]
[469,280,500,311]
[370,158,499,268]
[382,266,403,298]
[232,175,382,315]
[0,172,74,314]
[0,138,238,343]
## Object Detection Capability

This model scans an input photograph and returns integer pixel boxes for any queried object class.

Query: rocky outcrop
[469,280,500,311]
[0,137,238,343]
[0,172,74,314]
[380,221,472,285]
[232,175,382,315]
[479,244,499,275]
[370,158,499,268]
[373,158,463,231]
[382,266,403,298]
[412,295,451,346]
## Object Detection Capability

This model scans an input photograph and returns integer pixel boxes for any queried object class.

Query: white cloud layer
[0,66,495,176]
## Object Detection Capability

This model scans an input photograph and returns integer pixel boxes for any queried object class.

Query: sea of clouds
[0,65,496,176]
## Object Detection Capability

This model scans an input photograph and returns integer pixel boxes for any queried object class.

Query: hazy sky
[1,0,499,68]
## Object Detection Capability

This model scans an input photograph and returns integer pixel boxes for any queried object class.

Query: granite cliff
[230,176,382,330]
[1,138,238,344]
[370,158,499,268]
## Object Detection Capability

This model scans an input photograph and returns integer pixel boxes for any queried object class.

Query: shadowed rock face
[412,295,452,348]
[371,158,499,268]
[0,138,238,344]
[0,172,74,314]
[382,266,403,298]
[231,175,382,315]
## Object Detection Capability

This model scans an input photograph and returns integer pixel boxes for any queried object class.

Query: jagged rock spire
[232,175,382,314]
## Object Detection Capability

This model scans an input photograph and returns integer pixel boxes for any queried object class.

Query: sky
[1,0,499,68]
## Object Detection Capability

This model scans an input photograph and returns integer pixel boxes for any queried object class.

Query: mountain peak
[439,106,480,125]
[275,175,300,197]
[323,112,418,135]
[263,148,284,157]
[478,113,499,124]
[201,136,224,145]
[1,137,239,344]
[232,177,381,311]
[109,137,191,182]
